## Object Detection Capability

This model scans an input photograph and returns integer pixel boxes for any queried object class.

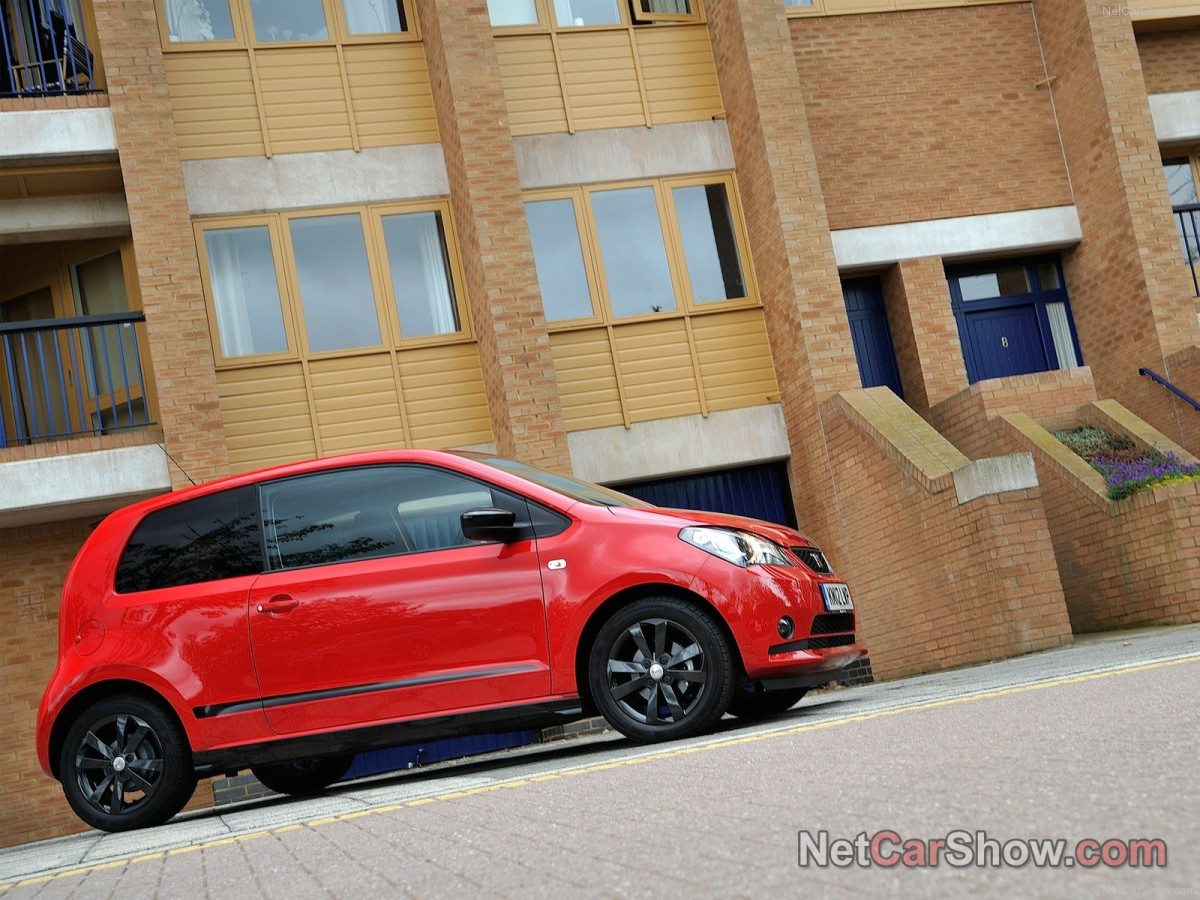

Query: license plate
[820,583,854,612]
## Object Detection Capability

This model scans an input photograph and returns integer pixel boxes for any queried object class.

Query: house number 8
[1001,336,1009,347]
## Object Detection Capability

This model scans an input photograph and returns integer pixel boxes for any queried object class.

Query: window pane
[1163,159,1199,207]
[250,0,328,41]
[957,265,1031,302]
[116,487,262,592]
[673,184,746,303]
[1046,302,1079,369]
[525,198,595,321]
[592,187,676,317]
[1036,262,1061,291]
[342,0,407,34]
[290,215,381,352]
[488,0,539,26]
[552,0,620,26]
[783,0,814,6]
[204,226,289,357]
[165,0,235,41]
[381,211,461,338]
[638,0,692,13]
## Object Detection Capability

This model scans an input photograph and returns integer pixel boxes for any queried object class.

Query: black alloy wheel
[251,755,354,796]
[589,597,733,742]
[60,695,196,832]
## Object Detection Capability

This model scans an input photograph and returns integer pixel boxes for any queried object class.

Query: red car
[37,449,864,832]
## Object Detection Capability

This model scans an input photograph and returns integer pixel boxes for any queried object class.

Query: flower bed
[1053,426,1200,500]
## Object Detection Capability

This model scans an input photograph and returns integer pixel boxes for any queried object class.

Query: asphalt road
[3,623,1199,899]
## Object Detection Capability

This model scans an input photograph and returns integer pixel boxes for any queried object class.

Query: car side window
[115,486,263,593]
[261,464,539,571]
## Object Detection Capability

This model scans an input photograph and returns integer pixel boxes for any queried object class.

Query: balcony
[1176,204,1199,298]
[1,312,152,448]
[2,0,95,97]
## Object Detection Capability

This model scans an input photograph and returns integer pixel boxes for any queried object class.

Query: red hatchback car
[37,449,864,832]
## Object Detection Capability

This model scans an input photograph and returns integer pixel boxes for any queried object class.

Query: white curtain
[343,0,403,34]
[165,0,216,41]
[418,216,456,335]
[1045,303,1079,369]
[208,234,255,357]
[487,0,539,26]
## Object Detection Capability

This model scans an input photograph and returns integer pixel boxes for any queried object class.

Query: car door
[248,463,551,735]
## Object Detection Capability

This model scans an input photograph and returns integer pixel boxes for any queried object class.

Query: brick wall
[930,367,1099,460]
[90,0,229,487]
[1136,27,1200,95]
[823,389,1072,681]
[999,409,1200,632]
[791,4,1073,231]
[1035,0,1200,452]
[414,0,571,473]
[706,0,861,551]
[881,257,968,416]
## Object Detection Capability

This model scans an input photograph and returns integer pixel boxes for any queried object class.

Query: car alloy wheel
[589,597,733,742]
[60,695,195,832]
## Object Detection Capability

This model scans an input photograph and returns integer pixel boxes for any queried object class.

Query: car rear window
[115,486,263,593]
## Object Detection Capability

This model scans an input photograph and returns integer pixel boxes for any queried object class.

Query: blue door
[960,305,1047,380]
[842,277,904,398]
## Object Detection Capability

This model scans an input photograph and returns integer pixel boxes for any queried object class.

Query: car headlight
[679,526,794,568]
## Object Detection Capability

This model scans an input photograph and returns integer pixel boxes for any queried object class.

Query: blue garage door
[615,462,796,527]
[948,257,1083,384]
[842,277,905,398]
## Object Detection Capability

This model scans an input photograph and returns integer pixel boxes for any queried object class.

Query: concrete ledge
[1149,90,1200,144]
[952,453,1039,505]
[567,404,789,485]
[831,206,1082,271]
[0,193,130,245]
[0,445,172,528]
[182,144,450,216]
[514,121,735,189]
[0,108,118,163]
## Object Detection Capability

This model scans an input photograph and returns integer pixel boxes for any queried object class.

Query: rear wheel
[251,755,354,796]
[727,687,808,720]
[59,695,196,832]
[588,597,734,742]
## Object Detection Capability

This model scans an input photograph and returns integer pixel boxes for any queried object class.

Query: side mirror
[461,507,521,543]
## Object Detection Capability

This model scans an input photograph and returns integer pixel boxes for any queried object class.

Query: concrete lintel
[0,193,130,245]
[832,206,1083,271]
[0,108,118,163]
[1149,90,1200,145]
[567,404,789,485]
[0,445,172,529]
[514,121,735,190]
[953,453,1040,505]
[182,144,451,216]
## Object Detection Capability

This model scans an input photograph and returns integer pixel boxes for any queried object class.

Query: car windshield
[463,454,651,508]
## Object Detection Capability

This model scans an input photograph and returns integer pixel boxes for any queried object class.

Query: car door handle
[257,595,299,614]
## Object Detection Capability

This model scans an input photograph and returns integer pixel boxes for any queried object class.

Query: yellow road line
[3,654,1196,892]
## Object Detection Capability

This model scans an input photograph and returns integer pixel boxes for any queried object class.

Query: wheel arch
[572,582,746,716]
[47,680,193,780]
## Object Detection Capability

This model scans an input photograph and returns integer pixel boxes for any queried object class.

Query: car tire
[251,755,354,796]
[588,596,734,742]
[59,695,196,833]
[727,687,808,720]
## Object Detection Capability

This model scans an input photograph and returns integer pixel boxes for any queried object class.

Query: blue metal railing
[1,0,95,96]
[0,312,152,447]
[1139,367,1200,412]
[1175,204,1200,298]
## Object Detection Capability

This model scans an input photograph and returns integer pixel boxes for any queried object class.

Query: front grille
[811,613,854,635]
[791,546,832,574]
[768,632,857,654]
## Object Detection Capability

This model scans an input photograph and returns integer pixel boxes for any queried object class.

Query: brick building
[2,0,1197,846]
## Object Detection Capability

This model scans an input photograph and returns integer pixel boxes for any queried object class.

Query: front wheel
[727,687,808,720]
[251,755,354,796]
[59,695,196,833]
[588,597,734,742]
